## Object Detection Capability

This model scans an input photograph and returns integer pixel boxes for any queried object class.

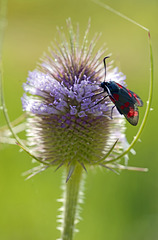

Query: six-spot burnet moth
[99,56,143,126]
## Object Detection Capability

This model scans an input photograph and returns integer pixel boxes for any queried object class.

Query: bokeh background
[0,0,157,239]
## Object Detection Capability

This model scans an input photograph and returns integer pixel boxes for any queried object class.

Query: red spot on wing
[113,93,119,101]
[120,102,129,110]
[109,96,115,103]
[133,93,141,105]
[127,107,138,118]
[136,99,140,105]
[116,83,123,88]
[127,89,132,97]
[124,102,129,107]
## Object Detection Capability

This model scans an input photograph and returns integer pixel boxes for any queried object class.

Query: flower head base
[22,19,128,178]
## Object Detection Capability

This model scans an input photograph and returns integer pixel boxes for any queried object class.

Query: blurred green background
[0,0,157,239]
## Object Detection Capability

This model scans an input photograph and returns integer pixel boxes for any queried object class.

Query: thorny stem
[60,163,83,240]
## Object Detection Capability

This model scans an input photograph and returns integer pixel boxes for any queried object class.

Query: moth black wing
[127,88,143,107]
[112,84,140,126]
[114,98,139,126]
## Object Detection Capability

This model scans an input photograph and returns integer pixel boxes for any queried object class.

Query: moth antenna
[103,56,110,82]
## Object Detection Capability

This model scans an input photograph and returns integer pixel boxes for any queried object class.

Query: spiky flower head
[21,19,128,180]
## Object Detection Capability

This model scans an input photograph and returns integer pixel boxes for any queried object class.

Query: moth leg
[84,94,109,112]
[90,94,109,109]
[110,105,116,119]
[83,91,104,100]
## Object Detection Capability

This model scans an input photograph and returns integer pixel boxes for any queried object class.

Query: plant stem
[60,163,84,240]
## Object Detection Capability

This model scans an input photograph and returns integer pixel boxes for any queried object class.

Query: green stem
[60,163,84,240]
[92,1,153,165]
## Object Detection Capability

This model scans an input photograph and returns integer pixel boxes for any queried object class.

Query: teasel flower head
[19,18,152,240]
[21,19,130,180]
